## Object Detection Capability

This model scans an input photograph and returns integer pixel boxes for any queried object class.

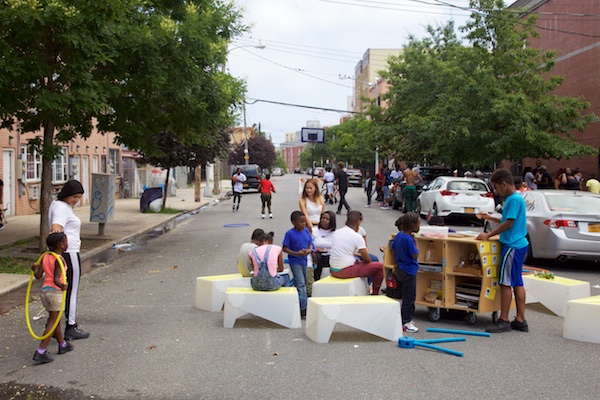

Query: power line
[247,98,363,114]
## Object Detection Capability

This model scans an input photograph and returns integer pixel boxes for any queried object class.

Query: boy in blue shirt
[282,211,313,318]
[477,169,529,333]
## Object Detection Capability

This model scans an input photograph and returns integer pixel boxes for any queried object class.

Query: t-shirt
[282,228,313,266]
[250,244,282,277]
[390,169,402,182]
[500,192,528,249]
[329,226,366,271]
[586,178,600,194]
[232,173,247,193]
[312,227,334,256]
[323,171,335,183]
[259,179,275,194]
[237,242,257,277]
[41,253,67,290]
[524,172,537,190]
[392,232,419,276]
[335,170,349,192]
[49,200,82,252]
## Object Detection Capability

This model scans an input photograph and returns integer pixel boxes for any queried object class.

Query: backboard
[301,128,325,143]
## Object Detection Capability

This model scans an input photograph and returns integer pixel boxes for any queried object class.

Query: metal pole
[243,102,249,165]
[375,81,379,174]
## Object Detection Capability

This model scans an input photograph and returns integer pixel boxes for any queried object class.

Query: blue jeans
[289,263,308,311]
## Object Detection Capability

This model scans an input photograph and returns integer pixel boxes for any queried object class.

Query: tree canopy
[228,133,277,169]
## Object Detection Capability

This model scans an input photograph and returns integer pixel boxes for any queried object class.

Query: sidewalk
[0,180,232,296]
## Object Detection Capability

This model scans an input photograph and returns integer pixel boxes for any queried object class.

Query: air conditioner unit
[29,185,41,200]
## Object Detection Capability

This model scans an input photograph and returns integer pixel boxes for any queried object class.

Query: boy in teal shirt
[477,169,529,333]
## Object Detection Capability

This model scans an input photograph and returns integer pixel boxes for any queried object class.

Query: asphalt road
[1,173,599,400]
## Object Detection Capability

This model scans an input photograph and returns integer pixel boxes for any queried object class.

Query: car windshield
[545,194,600,213]
[447,181,488,192]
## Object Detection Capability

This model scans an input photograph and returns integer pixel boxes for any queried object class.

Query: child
[282,211,313,318]
[391,212,421,333]
[259,173,276,219]
[364,171,374,207]
[477,169,529,333]
[249,232,288,291]
[237,229,264,277]
[31,232,74,363]
[231,168,247,212]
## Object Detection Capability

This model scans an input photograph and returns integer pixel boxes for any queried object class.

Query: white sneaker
[262,214,265,219]
[364,204,371,208]
[403,321,419,333]
[269,213,273,219]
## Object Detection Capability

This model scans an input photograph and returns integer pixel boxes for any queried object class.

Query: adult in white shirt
[231,168,247,212]
[329,210,384,294]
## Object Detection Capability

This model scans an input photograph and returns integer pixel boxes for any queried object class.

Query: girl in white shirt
[299,178,325,230]
[311,211,337,281]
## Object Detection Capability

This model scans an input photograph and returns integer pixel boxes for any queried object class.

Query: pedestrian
[391,212,421,333]
[323,167,336,204]
[335,162,351,215]
[375,167,384,203]
[31,232,74,363]
[282,211,314,318]
[237,228,264,277]
[560,168,579,190]
[311,210,337,282]
[231,168,247,212]
[259,173,276,219]
[390,164,402,184]
[299,178,324,230]
[49,180,90,340]
[329,210,384,295]
[381,167,391,209]
[523,167,537,190]
[402,162,423,213]
[249,232,288,291]
[476,169,529,333]
[585,173,600,193]
[535,165,553,189]
[364,170,374,207]
[573,167,584,190]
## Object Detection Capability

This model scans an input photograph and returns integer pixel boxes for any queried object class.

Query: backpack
[250,246,282,291]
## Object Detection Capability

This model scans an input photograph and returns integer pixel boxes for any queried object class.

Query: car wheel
[433,203,439,216]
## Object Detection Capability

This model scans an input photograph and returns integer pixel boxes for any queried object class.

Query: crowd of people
[520,160,599,193]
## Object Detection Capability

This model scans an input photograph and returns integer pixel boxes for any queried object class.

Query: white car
[417,177,495,219]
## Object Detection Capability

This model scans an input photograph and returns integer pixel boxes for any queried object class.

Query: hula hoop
[25,251,67,341]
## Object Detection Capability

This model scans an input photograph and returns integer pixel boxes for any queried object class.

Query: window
[52,147,68,183]
[20,146,42,182]
[101,155,107,173]
[109,148,120,175]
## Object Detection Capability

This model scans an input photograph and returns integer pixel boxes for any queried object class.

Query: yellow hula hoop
[25,251,67,341]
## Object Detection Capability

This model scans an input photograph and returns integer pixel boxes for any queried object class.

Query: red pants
[331,260,384,295]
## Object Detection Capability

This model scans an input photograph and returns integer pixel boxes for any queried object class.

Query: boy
[476,169,529,333]
[237,229,264,277]
[282,211,313,318]
[231,168,247,212]
[259,173,276,219]
[364,171,374,207]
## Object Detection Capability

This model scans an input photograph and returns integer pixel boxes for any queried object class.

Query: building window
[52,147,68,183]
[101,155,107,173]
[109,148,120,175]
[20,146,42,182]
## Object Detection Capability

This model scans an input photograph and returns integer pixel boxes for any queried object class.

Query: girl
[311,211,337,281]
[391,212,421,333]
[249,232,287,291]
[299,178,325,230]
[32,232,74,363]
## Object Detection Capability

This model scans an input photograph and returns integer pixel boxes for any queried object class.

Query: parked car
[392,166,453,211]
[305,167,313,176]
[416,177,495,219]
[314,167,325,177]
[346,168,363,187]
[272,167,284,176]
[294,168,302,174]
[232,164,262,192]
[519,190,600,262]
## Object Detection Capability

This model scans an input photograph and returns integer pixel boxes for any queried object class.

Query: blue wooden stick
[427,327,491,337]
[414,342,464,357]
[418,337,466,344]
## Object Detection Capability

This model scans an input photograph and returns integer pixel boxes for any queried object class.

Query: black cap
[57,180,84,200]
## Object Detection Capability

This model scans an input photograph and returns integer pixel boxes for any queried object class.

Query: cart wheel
[491,311,498,323]
[466,312,477,325]
[428,307,441,322]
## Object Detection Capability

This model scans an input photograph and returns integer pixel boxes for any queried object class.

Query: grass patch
[143,207,182,214]
[0,256,35,275]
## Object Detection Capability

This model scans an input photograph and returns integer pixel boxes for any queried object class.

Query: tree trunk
[39,121,55,252]
[194,166,201,202]
[162,168,170,210]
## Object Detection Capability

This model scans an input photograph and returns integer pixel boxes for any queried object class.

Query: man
[231,168,247,212]
[390,165,402,183]
[402,162,423,213]
[535,165,553,189]
[329,210,383,295]
[586,173,600,194]
[335,162,351,215]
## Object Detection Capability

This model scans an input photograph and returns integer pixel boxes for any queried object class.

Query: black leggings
[397,268,416,324]
[260,193,272,213]
[233,191,242,206]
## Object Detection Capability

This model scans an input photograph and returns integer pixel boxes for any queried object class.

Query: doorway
[2,149,15,215]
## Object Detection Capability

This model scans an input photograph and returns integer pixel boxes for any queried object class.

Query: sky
[227,0,475,146]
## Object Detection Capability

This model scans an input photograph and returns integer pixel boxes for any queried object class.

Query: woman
[49,180,90,340]
[311,211,337,281]
[299,178,325,230]
[560,168,580,191]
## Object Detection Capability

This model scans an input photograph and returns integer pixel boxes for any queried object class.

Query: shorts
[40,290,64,312]
[326,182,334,195]
[498,245,528,287]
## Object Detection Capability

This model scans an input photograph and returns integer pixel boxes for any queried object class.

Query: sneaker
[486,318,511,333]
[232,207,235,212]
[336,211,341,215]
[262,214,265,219]
[300,309,307,320]
[64,325,90,340]
[33,350,54,364]
[381,206,389,210]
[511,319,529,332]
[236,206,240,211]
[58,341,74,354]
[269,213,273,219]
[364,204,371,208]
[403,321,419,333]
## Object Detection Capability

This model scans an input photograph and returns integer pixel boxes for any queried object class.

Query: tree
[0,1,245,249]
[327,116,376,170]
[378,0,597,168]
[228,134,277,170]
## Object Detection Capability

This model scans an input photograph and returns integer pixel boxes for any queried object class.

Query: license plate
[464,207,475,213]
[243,183,249,188]
[589,224,600,233]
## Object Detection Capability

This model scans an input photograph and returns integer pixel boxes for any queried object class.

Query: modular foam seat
[224,287,301,329]
[563,295,600,344]
[312,275,369,297]
[522,275,590,317]
[195,273,251,312]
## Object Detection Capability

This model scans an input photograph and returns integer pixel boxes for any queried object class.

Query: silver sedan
[520,190,600,262]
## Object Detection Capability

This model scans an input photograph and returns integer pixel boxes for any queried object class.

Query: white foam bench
[224,287,301,329]
[312,275,369,297]
[563,295,600,344]
[522,275,590,317]
[305,296,403,343]
[195,273,251,312]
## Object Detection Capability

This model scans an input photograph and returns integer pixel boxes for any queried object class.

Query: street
[1,173,600,400]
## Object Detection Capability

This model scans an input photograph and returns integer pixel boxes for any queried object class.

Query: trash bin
[140,187,163,213]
